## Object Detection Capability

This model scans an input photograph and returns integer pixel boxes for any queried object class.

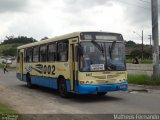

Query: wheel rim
[59,82,66,96]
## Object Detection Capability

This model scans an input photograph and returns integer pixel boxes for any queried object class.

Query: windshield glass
[79,41,126,72]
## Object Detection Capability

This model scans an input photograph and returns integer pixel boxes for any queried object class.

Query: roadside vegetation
[128,74,160,86]
[0,64,16,71]
[0,36,37,56]
[0,63,3,68]
[0,102,17,114]
[126,59,152,64]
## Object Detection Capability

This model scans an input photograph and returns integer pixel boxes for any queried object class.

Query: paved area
[0,70,160,116]
[127,64,153,76]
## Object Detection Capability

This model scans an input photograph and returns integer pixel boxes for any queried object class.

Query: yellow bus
[16,31,128,97]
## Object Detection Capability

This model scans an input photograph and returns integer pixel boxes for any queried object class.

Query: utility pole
[133,30,144,60]
[142,30,144,60]
[148,35,152,48]
[151,0,159,80]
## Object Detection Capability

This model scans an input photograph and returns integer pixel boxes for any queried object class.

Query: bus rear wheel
[97,92,107,96]
[58,78,69,98]
[26,74,33,88]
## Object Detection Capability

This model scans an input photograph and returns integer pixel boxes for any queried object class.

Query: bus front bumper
[77,82,128,94]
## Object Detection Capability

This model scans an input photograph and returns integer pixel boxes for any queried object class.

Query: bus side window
[48,43,57,61]
[57,41,68,62]
[26,48,33,63]
[17,50,20,63]
[33,46,39,62]
[40,45,47,62]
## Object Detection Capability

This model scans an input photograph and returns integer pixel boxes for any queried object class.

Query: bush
[128,74,160,86]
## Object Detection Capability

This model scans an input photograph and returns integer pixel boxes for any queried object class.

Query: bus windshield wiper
[91,40,104,54]
[109,41,116,59]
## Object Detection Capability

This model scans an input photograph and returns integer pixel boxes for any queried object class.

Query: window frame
[33,46,39,62]
[26,47,33,63]
[47,42,57,62]
[39,44,47,62]
[57,40,69,62]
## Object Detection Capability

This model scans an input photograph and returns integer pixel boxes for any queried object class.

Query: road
[0,70,160,116]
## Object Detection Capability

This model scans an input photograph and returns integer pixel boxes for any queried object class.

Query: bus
[16,31,128,97]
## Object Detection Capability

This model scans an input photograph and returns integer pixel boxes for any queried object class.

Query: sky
[0,0,159,44]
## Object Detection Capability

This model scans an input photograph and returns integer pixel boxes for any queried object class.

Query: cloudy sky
[0,0,159,44]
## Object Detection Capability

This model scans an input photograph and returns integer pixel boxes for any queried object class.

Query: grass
[0,64,16,70]
[0,102,19,120]
[0,64,3,68]
[0,43,22,56]
[126,59,152,64]
[0,103,17,114]
[128,74,160,86]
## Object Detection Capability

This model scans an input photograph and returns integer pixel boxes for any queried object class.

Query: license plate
[120,85,126,89]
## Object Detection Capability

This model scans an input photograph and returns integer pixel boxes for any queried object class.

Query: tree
[2,47,17,56]
[1,36,37,44]
[0,36,37,56]
[130,50,141,58]
[41,37,49,41]
[125,40,136,47]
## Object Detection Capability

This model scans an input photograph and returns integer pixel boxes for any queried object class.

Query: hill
[0,36,37,57]
[125,41,152,59]
[0,43,24,56]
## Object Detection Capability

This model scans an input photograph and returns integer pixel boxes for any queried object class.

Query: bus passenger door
[20,50,24,80]
[69,38,78,91]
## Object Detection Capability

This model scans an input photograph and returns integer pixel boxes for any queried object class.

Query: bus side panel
[31,76,58,89]
[22,62,71,90]
[16,73,21,80]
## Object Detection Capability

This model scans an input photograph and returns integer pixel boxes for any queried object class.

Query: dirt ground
[0,70,160,120]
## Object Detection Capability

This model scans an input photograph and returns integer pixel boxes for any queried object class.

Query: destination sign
[95,35,117,40]
[80,32,123,41]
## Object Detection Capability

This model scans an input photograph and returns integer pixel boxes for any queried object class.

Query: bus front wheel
[58,78,69,98]
[97,92,107,96]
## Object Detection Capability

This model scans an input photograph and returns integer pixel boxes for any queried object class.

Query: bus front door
[20,50,24,80]
[69,39,78,91]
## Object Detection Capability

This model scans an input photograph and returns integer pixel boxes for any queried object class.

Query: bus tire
[97,92,107,96]
[58,77,69,98]
[26,74,33,88]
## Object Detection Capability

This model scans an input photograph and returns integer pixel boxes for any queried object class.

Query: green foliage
[1,36,37,44]
[140,59,152,64]
[2,48,17,56]
[125,40,136,47]
[0,36,37,56]
[0,44,22,56]
[0,64,3,68]
[126,59,152,64]
[130,50,141,58]
[125,40,153,59]
[128,74,160,86]
[0,103,17,114]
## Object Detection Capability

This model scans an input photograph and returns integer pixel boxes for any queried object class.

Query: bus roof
[17,31,122,49]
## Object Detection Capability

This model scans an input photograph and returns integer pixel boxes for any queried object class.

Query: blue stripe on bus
[31,76,58,89]
[16,73,21,80]
[16,73,128,94]
[77,82,128,94]
[16,73,71,91]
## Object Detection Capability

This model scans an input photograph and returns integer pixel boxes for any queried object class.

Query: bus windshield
[79,41,126,72]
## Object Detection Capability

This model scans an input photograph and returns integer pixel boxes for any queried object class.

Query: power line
[139,0,151,4]
[148,35,152,48]
[139,0,160,5]
[137,0,151,7]
[118,0,151,10]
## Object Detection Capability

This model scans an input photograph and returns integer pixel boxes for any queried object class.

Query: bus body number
[43,65,55,75]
